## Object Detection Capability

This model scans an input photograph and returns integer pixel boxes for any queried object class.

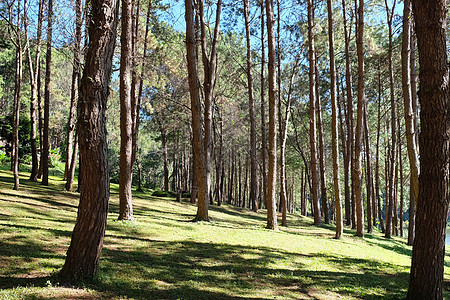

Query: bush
[0,149,9,165]
[152,190,177,198]
[49,148,61,168]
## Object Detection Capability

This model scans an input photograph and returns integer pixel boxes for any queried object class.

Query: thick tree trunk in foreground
[407,0,449,298]
[59,0,119,282]
[118,0,134,221]
[265,0,278,231]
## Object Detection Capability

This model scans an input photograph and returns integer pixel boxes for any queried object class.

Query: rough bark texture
[118,0,134,221]
[59,0,119,282]
[307,0,321,226]
[265,0,278,231]
[407,0,449,298]
[244,0,258,213]
[42,0,53,186]
[354,0,364,238]
[327,0,342,238]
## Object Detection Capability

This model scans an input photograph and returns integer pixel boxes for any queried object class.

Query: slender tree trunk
[59,0,119,282]
[402,0,419,246]
[354,0,365,238]
[363,102,374,233]
[260,0,268,209]
[342,0,354,228]
[26,0,44,182]
[384,0,397,239]
[375,59,385,233]
[11,0,22,190]
[65,131,78,192]
[243,0,258,213]
[407,1,449,297]
[265,0,278,231]
[118,0,134,221]
[315,65,329,224]
[161,127,170,191]
[326,0,342,238]
[307,0,321,226]
[42,0,53,186]
[398,117,404,237]
[64,0,82,182]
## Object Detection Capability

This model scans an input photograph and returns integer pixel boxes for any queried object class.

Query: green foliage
[151,190,177,197]
[0,114,31,159]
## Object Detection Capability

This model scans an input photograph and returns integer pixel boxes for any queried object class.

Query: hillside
[0,169,449,299]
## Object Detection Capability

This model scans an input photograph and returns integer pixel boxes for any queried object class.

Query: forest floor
[0,168,449,299]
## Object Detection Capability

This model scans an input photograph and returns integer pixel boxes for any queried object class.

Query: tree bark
[407,1,449,297]
[243,0,258,213]
[64,0,82,183]
[25,0,44,182]
[341,0,354,228]
[327,0,342,238]
[265,0,278,231]
[260,0,268,209]
[59,0,119,282]
[354,0,365,238]
[118,0,134,221]
[375,59,385,233]
[384,0,397,239]
[307,0,321,226]
[402,0,419,246]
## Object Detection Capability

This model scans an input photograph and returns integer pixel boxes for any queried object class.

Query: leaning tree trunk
[59,0,119,282]
[265,0,278,231]
[307,0,321,226]
[354,0,365,238]
[407,0,449,298]
[42,0,53,186]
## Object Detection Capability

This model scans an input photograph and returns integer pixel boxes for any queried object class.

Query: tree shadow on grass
[90,238,410,300]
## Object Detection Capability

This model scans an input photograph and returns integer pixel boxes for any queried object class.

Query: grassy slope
[0,169,449,299]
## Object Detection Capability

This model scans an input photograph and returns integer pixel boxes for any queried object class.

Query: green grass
[0,168,449,299]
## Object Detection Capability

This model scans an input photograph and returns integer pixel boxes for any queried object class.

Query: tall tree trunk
[59,0,119,282]
[402,0,419,246]
[25,0,44,182]
[118,0,134,221]
[384,0,397,239]
[315,65,329,224]
[64,0,82,183]
[260,0,268,209]
[327,0,343,239]
[363,102,374,233]
[244,0,258,213]
[161,127,169,191]
[265,0,278,231]
[375,59,385,233]
[280,61,298,226]
[354,0,365,238]
[11,0,23,190]
[407,1,449,297]
[341,0,354,228]
[65,131,78,192]
[42,0,53,186]
[307,0,321,226]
